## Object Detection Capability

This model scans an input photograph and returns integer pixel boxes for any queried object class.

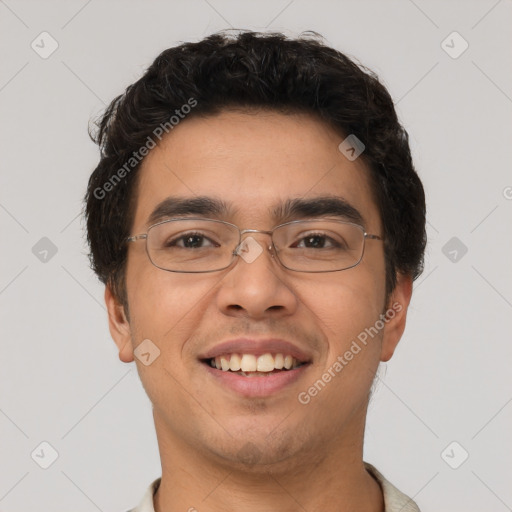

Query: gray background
[1,0,511,510]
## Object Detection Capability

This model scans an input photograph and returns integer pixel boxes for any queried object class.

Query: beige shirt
[128,462,420,511]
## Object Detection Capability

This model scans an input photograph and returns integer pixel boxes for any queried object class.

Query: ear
[105,285,134,363]
[380,273,413,362]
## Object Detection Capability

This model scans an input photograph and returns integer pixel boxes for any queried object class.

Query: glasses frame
[126,217,383,274]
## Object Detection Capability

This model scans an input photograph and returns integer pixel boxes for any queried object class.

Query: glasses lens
[147,219,239,272]
[273,220,365,272]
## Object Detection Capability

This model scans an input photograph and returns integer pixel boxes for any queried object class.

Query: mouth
[198,340,312,397]
[201,352,307,377]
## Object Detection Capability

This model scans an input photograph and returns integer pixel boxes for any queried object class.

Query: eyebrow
[147,196,233,225]
[147,195,364,226]
[274,196,364,225]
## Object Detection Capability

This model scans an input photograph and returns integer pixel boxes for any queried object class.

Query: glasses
[126,217,383,273]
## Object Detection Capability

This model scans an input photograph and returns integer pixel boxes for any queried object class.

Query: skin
[105,110,412,512]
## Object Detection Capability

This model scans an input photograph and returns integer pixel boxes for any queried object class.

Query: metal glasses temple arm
[126,234,148,243]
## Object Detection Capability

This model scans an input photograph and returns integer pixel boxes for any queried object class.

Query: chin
[207,430,309,472]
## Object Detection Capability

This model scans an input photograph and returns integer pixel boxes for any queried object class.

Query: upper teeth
[211,353,301,372]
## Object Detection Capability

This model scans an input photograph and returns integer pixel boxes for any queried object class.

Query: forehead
[132,110,380,230]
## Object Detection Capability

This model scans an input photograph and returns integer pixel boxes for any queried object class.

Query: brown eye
[293,233,342,249]
[165,232,218,249]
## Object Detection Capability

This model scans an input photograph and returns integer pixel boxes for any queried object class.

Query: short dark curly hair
[85,30,426,306]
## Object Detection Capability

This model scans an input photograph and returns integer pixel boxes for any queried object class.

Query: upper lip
[198,338,313,363]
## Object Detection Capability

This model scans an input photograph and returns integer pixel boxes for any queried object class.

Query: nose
[216,233,298,320]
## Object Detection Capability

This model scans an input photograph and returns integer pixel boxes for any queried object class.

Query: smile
[201,353,311,397]
[207,352,304,375]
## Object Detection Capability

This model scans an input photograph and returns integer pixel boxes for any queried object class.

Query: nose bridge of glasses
[236,228,274,254]
[239,228,273,236]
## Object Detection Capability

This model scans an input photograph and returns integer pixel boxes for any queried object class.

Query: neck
[152,409,383,512]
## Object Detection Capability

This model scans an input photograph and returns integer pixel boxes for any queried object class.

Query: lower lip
[202,363,310,397]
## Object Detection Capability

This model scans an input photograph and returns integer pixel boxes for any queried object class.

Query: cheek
[298,274,386,409]
[302,271,384,346]
[126,259,215,352]
[124,264,216,414]
[292,278,385,432]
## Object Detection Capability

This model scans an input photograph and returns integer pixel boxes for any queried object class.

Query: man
[85,30,426,512]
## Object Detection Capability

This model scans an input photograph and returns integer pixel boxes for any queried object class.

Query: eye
[293,232,342,249]
[166,232,219,249]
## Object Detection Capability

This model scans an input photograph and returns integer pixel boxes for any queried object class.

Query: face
[106,110,412,471]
